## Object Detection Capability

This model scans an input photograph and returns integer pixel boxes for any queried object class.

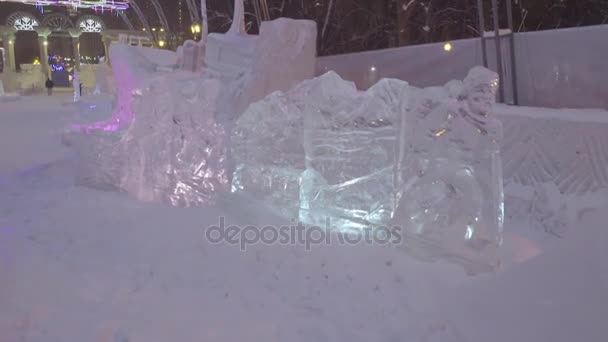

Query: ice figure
[394,66,504,270]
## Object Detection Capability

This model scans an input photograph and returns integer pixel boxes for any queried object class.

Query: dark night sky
[1,0,607,61]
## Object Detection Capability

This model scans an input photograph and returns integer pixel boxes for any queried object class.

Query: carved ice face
[467,84,495,118]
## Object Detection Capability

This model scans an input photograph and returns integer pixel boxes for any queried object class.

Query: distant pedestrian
[45,78,54,96]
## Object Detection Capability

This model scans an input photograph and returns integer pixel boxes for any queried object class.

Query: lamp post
[67,28,82,71]
[34,26,52,78]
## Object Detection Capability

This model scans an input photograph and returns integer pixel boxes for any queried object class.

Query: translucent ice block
[393,67,504,272]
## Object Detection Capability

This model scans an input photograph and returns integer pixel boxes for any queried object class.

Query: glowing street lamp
[158,40,166,48]
[191,24,201,34]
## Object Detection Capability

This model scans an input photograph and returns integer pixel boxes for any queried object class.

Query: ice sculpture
[177,40,205,72]
[69,17,317,208]
[71,75,229,206]
[393,67,504,269]
[74,44,178,132]
[118,77,229,206]
[299,77,409,230]
[233,67,504,272]
[233,72,407,226]
[232,72,359,218]
[207,17,317,123]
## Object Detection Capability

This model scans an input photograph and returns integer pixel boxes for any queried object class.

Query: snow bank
[2,94,608,342]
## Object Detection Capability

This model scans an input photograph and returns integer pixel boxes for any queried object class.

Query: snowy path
[1,96,607,341]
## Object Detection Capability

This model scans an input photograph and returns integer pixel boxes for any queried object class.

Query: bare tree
[228,0,246,34]
[321,0,335,38]
[201,0,208,42]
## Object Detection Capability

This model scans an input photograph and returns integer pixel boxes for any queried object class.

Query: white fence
[317,25,608,110]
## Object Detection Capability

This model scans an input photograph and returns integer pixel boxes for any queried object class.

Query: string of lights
[3,0,129,11]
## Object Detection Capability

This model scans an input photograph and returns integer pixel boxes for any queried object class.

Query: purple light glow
[73,48,137,133]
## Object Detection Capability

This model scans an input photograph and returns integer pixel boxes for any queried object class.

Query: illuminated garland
[6,1,129,11]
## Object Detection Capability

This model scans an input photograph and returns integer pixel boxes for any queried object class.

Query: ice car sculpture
[233,67,504,271]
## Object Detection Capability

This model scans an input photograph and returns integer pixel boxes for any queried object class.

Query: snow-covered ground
[1,94,607,341]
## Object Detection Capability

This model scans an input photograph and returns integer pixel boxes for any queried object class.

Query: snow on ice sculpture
[393,66,504,271]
